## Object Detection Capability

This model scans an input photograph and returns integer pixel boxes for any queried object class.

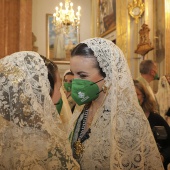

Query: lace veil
[0,51,79,169]
[69,38,164,169]
[156,76,170,119]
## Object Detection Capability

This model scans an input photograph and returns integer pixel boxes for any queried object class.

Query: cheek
[51,89,61,104]
[139,96,144,105]
[51,81,62,104]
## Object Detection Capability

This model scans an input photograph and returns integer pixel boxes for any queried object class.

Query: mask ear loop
[90,78,105,95]
[90,78,104,85]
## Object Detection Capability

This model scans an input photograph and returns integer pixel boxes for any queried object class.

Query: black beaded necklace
[73,103,91,159]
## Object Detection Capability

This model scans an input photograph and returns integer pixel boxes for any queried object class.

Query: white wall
[32,0,91,57]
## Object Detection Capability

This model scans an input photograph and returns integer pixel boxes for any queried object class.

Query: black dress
[148,112,170,170]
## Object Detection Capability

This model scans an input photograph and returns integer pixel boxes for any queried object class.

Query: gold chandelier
[53,0,81,31]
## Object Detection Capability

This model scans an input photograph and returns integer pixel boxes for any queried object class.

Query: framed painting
[46,14,79,64]
[98,0,116,37]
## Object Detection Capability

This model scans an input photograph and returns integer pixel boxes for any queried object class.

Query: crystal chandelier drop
[53,0,81,32]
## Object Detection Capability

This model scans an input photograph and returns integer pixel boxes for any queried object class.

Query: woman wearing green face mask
[68,38,164,170]
[41,56,72,131]
[63,70,76,112]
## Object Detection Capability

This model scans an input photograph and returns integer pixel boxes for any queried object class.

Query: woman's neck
[92,91,106,110]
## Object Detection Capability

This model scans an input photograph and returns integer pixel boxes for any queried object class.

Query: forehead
[70,56,98,72]
[64,74,74,79]
[152,63,157,70]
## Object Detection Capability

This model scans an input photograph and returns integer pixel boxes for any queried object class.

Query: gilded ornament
[73,139,84,158]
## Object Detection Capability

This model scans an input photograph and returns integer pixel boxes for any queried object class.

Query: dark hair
[133,79,157,113]
[71,43,106,78]
[64,71,74,77]
[139,60,155,74]
[40,55,58,96]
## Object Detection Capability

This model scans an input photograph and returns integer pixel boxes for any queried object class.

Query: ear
[101,80,108,93]
[150,69,155,76]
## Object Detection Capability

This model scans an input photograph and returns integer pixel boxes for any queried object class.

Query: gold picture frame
[46,14,79,64]
[98,0,116,37]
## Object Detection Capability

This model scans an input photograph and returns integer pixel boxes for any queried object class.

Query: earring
[102,85,108,93]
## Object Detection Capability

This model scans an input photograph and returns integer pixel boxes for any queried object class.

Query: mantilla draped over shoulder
[0,51,79,170]
[69,38,164,170]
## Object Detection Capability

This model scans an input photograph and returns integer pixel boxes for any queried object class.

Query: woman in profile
[0,51,79,169]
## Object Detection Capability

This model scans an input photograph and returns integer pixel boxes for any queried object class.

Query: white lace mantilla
[0,51,79,170]
[156,76,170,119]
[69,38,164,170]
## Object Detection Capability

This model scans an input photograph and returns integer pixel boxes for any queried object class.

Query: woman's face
[70,56,104,91]
[51,71,62,104]
[135,87,144,105]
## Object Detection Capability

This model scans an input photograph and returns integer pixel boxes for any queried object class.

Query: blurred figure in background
[137,60,159,101]
[134,79,170,170]
[63,70,76,113]
[156,75,170,125]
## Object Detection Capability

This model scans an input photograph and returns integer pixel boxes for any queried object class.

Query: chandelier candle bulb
[53,0,81,33]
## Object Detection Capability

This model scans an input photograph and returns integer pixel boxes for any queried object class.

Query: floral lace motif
[70,38,164,169]
[0,51,79,170]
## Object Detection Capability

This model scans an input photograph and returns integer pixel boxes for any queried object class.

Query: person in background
[137,59,159,102]
[63,70,76,112]
[0,51,79,169]
[68,37,164,169]
[156,75,170,125]
[134,79,170,170]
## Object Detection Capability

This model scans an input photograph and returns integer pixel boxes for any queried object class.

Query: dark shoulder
[149,112,164,120]
[148,112,170,132]
[148,112,166,127]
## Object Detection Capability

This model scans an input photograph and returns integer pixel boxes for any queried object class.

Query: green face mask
[64,82,72,92]
[71,79,103,105]
[55,98,63,114]
[154,73,159,80]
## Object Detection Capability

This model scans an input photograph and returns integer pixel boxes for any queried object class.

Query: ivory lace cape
[0,51,79,170]
[156,76,170,125]
[69,38,164,170]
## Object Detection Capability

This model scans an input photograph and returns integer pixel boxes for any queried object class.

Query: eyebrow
[70,70,88,75]
[77,71,87,74]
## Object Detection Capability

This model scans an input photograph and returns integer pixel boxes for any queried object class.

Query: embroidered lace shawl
[0,51,79,170]
[156,76,170,118]
[69,38,164,170]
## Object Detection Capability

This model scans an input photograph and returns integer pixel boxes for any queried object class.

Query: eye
[79,74,88,79]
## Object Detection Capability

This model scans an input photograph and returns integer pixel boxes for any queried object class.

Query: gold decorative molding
[128,0,145,23]
[135,23,154,58]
